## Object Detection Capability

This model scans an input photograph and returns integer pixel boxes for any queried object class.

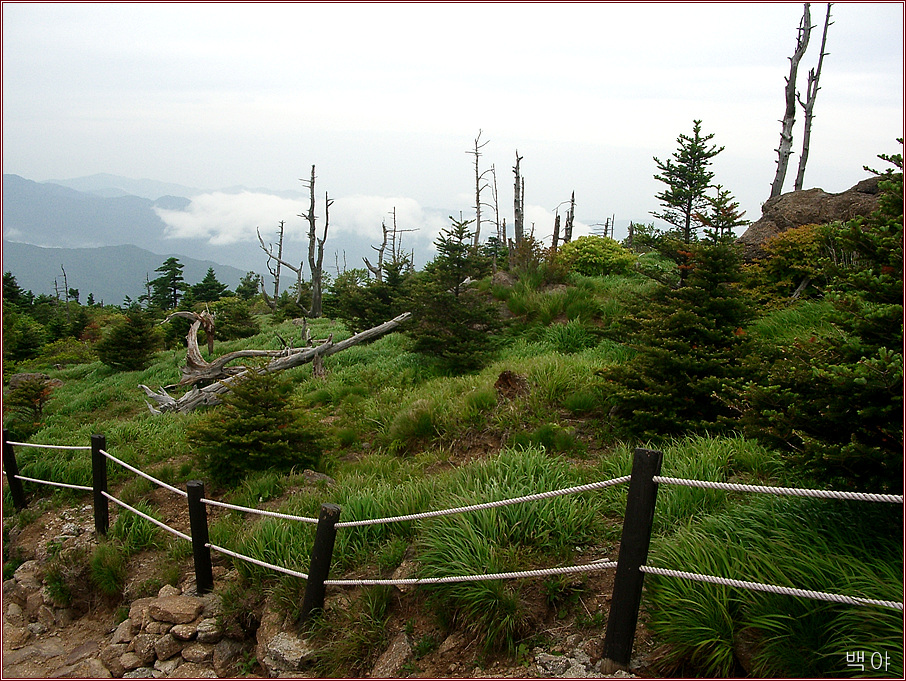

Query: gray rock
[100,643,129,676]
[157,584,181,599]
[149,596,204,624]
[181,642,214,664]
[112,617,135,644]
[6,601,25,625]
[131,633,158,666]
[5,624,31,649]
[170,623,197,641]
[129,597,157,629]
[144,620,172,635]
[371,632,412,678]
[212,638,246,677]
[64,639,100,665]
[261,632,316,675]
[153,657,182,675]
[170,661,218,678]
[153,633,185,661]
[123,667,154,678]
[119,652,145,671]
[195,618,222,644]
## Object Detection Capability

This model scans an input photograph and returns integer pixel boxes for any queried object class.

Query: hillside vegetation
[3,148,902,678]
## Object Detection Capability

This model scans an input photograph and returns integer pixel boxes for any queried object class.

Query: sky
[3,2,904,258]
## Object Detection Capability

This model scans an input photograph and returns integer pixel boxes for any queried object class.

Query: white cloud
[155,191,307,245]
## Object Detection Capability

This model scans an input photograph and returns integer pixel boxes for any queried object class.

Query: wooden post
[301,503,341,621]
[601,447,664,673]
[186,480,214,595]
[2,430,27,511]
[91,434,109,536]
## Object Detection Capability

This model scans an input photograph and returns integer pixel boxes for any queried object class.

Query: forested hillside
[3,141,902,678]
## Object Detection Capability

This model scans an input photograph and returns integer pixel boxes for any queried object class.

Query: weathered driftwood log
[139,312,411,414]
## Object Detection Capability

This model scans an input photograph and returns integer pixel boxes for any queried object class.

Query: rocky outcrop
[737,176,881,260]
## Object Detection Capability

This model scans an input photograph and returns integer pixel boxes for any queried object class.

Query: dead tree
[364,219,389,282]
[564,192,576,243]
[770,3,812,199]
[257,220,304,309]
[794,3,832,191]
[513,151,525,248]
[139,311,411,414]
[257,220,287,310]
[300,165,331,318]
[551,212,561,252]
[467,130,494,250]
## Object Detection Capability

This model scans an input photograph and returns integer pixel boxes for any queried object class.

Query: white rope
[652,476,904,504]
[324,559,618,587]
[335,476,632,528]
[5,441,91,450]
[12,474,92,492]
[207,542,309,580]
[101,449,188,498]
[201,497,319,524]
[102,491,192,542]
[640,565,904,611]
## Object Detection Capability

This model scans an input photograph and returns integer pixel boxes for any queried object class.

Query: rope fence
[638,565,904,611]
[3,432,902,670]
[653,475,904,504]
[334,476,632,528]
[101,448,188,499]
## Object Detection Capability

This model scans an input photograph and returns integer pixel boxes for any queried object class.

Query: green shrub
[96,305,161,371]
[187,370,323,487]
[557,235,636,276]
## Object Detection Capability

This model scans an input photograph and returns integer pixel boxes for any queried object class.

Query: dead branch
[139,312,411,414]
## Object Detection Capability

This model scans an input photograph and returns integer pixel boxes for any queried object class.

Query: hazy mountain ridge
[3,241,249,306]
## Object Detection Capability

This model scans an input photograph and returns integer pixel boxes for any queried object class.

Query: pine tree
[606,242,754,439]
[191,268,230,302]
[407,217,500,374]
[96,304,160,371]
[186,370,323,487]
[652,120,724,284]
[149,257,187,310]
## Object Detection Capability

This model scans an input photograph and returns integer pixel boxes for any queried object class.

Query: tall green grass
[645,495,903,677]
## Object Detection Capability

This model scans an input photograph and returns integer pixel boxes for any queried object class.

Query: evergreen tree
[699,185,748,244]
[740,147,904,492]
[149,257,187,310]
[234,271,262,301]
[652,120,724,284]
[191,268,230,302]
[96,304,160,371]
[605,242,754,439]
[407,217,500,374]
[186,370,323,487]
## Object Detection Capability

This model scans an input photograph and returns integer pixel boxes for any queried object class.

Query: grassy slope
[3,281,901,677]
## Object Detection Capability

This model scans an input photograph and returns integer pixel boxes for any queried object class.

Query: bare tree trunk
[794,3,832,191]
[552,212,561,252]
[564,191,576,243]
[364,218,389,281]
[770,3,812,198]
[60,265,71,325]
[257,221,286,310]
[468,130,491,250]
[513,151,524,247]
[299,165,331,317]
[139,312,411,413]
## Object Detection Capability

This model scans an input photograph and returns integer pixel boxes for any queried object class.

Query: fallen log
[139,312,411,414]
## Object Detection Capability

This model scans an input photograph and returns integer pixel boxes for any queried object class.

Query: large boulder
[737,176,881,260]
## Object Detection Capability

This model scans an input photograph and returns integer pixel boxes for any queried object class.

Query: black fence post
[3,430,27,511]
[301,503,342,622]
[91,434,109,536]
[601,447,664,673]
[186,480,214,595]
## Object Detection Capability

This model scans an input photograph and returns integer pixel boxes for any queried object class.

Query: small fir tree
[191,268,230,302]
[407,217,500,374]
[186,370,323,487]
[96,304,160,371]
[605,242,754,439]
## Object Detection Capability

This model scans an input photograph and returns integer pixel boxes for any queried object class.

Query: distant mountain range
[3,242,248,307]
[1,173,359,305]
